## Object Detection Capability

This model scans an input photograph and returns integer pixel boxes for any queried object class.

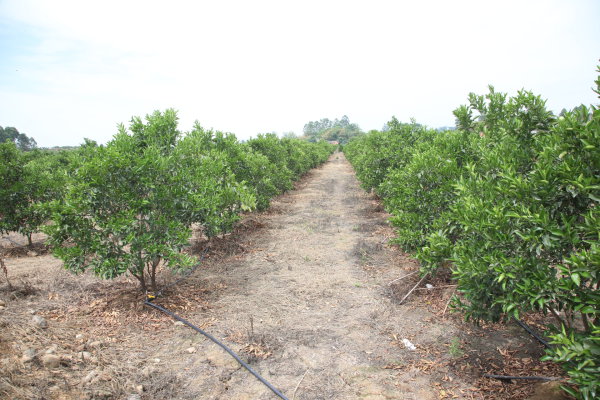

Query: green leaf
[589,193,600,202]
[571,273,581,287]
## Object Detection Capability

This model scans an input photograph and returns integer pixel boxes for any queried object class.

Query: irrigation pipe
[144,300,289,400]
[483,374,560,382]
[513,318,551,348]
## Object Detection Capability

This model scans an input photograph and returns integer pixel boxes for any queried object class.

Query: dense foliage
[18,110,334,292]
[0,143,69,244]
[0,126,37,151]
[185,125,279,211]
[344,71,600,399]
[247,133,333,190]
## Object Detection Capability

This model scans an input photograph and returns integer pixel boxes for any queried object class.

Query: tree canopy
[0,126,37,151]
[302,115,362,144]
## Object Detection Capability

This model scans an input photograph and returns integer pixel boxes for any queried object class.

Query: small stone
[45,344,58,354]
[153,358,160,363]
[21,348,36,363]
[95,389,113,399]
[27,309,36,315]
[88,341,102,348]
[0,300,6,307]
[41,354,60,368]
[82,370,98,384]
[127,394,141,400]
[75,334,84,340]
[141,366,155,377]
[32,315,48,329]
[186,347,197,354]
[135,385,144,393]
[27,251,38,257]
[173,321,185,327]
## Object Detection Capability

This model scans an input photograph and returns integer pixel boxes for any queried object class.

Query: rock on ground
[41,354,60,368]
[32,315,47,329]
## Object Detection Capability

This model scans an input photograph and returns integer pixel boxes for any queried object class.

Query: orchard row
[344,72,599,399]
[0,109,335,292]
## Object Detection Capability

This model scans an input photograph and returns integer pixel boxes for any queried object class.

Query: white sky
[0,0,598,147]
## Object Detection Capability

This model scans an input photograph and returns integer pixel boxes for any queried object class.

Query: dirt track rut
[154,153,467,399]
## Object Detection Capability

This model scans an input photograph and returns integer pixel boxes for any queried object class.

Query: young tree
[0,143,69,246]
[0,142,26,236]
[186,124,279,210]
[44,110,254,292]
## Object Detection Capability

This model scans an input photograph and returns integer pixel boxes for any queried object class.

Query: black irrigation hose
[147,246,289,398]
[483,374,560,382]
[513,317,579,371]
[514,317,551,348]
[144,300,289,400]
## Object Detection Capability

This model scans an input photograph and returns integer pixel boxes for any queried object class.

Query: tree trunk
[132,254,148,293]
[150,269,157,294]
[149,258,160,294]
[133,272,147,293]
[27,233,32,247]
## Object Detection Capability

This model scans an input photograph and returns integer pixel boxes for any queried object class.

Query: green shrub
[380,129,473,251]
[0,142,25,236]
[0,143,66,245]
[247,134,295,192]
[44,110,253,292]
[344,119,435,191]
[544,324,600,400]
[186,124,279,211]
[247,134,334,192]
[346,70,600,398]
[43,111,333,292]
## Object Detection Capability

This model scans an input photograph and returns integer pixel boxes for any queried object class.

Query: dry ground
[0,153,567,400]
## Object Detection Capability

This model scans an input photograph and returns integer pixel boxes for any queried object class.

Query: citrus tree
[0,142,26,237]
[0,143,63,245]
[344,69,600,399]
[44,110,253,292]
[186,124,280,211]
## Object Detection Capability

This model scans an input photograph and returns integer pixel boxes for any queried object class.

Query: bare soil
[0,153,567,399]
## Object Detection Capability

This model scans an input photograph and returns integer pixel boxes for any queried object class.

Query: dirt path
[149,153,472,399]
[2,153,555,399]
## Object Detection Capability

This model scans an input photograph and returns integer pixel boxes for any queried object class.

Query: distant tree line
[0,126,37,151]
[303,115,362,144]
